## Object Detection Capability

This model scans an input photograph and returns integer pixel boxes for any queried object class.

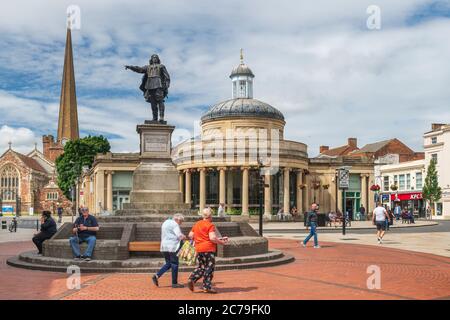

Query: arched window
[0,165,20,201]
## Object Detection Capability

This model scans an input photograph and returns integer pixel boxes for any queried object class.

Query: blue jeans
[69,235,96,258]
[303,222,318,246]
[156,252,179,285]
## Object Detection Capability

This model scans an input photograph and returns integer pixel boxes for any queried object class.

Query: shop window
[415,172,423,190]
[383,176,389,191]
[399,175,405,191]
[436,203,443,216]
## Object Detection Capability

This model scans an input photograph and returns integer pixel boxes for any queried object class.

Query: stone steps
[97,215,231,223]
[8,250,294,273]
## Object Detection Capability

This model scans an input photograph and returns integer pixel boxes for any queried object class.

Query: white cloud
[0,125,39,154]
[0,0,449,156]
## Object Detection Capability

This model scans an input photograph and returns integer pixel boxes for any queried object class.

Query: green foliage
[56,136,111,198]
[422,159,442,210]
[226,208,242,215]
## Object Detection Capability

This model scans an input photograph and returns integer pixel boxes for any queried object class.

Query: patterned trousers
[188,252,215,290]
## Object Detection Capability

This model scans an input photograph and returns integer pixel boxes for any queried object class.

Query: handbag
[177,240,197,266]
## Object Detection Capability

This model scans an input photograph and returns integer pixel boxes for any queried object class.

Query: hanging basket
[370,184,381,192]
[390,184,398,191]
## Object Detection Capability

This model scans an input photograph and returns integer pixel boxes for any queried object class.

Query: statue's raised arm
[125,54,171,124]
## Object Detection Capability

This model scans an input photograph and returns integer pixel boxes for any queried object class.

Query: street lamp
[257,157,269,236]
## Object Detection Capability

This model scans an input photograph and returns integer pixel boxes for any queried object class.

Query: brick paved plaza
[1,238,449,300]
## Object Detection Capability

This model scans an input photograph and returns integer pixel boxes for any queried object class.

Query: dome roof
[201,98,285,122]
[230,63,254,78]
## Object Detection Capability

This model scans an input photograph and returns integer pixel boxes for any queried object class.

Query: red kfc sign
[391,192,422,201]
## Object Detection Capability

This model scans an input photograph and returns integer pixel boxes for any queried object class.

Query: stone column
[185,169,191,205]
[296,169,303,213]
[241,167,249,216]
[95,170,105,214]
[199,168,206,214]
[219,167,226,205]
[264,169,272,218]
[283,168,290,214]
[361,174,368,212]
[179,171,184,193]
[304,173,310,212]
[106,171,113,212]
[226,169,233,213]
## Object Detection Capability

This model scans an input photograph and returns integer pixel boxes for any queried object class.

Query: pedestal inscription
[144,134,168,153]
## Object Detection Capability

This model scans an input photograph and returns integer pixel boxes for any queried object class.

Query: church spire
[57,27,79,144]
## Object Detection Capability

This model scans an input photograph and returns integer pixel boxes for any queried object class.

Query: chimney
[42,135,54,160]
[431,123,445,131]
[348,138,357,148]
[320,146,329,154]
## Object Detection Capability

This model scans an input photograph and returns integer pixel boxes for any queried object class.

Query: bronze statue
[125,54,170,123]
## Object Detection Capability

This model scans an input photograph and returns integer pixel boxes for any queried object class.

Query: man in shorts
[372,202,389,244]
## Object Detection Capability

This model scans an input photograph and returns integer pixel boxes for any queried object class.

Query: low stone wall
[217,236,268,258]
[42,218,267,260]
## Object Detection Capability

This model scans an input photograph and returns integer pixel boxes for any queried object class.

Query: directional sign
[338,169,350,190]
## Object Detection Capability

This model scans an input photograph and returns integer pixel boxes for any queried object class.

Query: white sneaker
[380,238,383,244]
[314,245,321,249]
[301,242,306,248]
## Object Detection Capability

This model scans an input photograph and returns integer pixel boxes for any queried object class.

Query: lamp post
[257,157,269,236]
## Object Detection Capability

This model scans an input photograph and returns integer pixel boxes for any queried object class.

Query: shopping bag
[177,240,197,266]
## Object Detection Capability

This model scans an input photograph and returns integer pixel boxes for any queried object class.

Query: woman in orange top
[187,207,228,294]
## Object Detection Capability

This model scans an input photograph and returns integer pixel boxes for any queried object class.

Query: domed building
[171,54,375,218]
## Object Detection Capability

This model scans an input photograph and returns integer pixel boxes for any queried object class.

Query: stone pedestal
[124,122,186,212]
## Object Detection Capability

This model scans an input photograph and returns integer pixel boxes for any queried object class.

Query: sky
[0,0,450,156]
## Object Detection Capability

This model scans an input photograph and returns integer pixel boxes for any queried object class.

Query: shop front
[390,192,425,217]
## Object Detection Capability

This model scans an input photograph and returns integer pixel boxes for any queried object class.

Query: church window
[0,165,20,201]
[46,192,59,200]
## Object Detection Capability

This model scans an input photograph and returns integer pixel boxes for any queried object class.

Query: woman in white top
[372,203,389,244]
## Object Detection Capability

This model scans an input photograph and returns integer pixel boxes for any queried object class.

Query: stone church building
[0,28,79,215]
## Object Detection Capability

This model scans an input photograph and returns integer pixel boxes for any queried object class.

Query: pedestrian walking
[302,203,320,248]
[152,214,186,288]
[372,202,389,244]
[187,207,228,294]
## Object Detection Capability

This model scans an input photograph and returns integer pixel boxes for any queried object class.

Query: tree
[56,136,111,199]
[422,158,442,215]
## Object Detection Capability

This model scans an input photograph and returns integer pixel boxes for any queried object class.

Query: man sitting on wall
[32,211,57,255]
[69,207,99,261]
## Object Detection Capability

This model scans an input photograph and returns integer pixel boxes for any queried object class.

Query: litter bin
[1,220,6,230]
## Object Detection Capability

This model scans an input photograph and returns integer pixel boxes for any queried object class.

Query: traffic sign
[338,168,350,189]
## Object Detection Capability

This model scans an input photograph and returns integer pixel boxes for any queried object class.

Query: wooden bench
[128,241,161,252]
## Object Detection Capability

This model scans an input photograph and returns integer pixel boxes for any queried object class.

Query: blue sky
[1,0,450,156]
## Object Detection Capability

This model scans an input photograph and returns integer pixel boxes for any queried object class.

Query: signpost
[338,167,351,235]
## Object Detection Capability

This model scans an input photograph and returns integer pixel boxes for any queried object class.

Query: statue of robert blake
[125,54,170,124]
